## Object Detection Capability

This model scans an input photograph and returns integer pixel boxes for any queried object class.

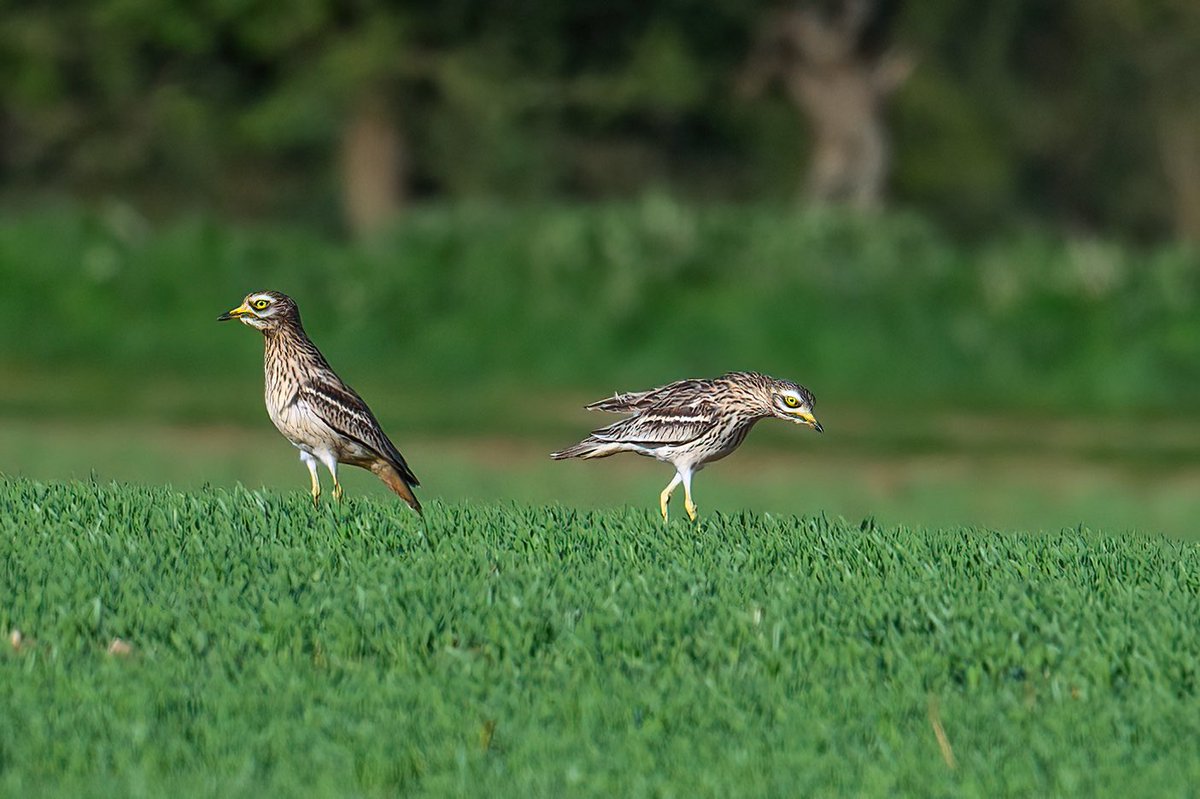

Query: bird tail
[550,437,621,460]
[372,460,422,514]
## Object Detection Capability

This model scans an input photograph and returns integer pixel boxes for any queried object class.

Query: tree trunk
[787,64,889,209]
[740,1,910,210]
[339,96,405,237]
[1157,108,1200,242]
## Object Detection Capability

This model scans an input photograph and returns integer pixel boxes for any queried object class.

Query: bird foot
[685,500,699,523]
[311,491,321,509]
[333,482,344,503]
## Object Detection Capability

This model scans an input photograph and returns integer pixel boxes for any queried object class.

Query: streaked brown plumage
[552,371,822,522]
[219,290,421,512]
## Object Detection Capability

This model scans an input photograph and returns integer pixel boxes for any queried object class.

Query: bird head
[765,378,822,432]
[218,291,299,332]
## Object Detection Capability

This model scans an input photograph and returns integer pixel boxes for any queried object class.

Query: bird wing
[586,389,655,413]
[590,404,718,446]
[297,381,420,486]
[586,378,714,413]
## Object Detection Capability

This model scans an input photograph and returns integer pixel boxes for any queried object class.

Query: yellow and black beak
[218,303,252,321]
[796,411,823,433]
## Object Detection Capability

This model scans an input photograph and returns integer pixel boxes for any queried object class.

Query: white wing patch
[591,407,717,447]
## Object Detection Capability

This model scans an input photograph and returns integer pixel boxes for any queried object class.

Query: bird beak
[795,411,823,433]
[218,303,251,321]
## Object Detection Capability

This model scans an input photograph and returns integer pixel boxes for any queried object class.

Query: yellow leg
[683,474,698,522]
[660,473,682,523]
[333,479,344,503]
[302,452,321,508]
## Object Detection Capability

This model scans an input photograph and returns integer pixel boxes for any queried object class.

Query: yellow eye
[784,395,800,408]
[253,299,270,310]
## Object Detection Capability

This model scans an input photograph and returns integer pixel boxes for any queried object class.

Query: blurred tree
[557,7,731,196]
[2,0,1199,241]
[739,0,911,209]
[233,1,418,235]
[0,0,512,234]
[1,1,238,202]
[885,1,1033,231]
[1069,0,1200,241]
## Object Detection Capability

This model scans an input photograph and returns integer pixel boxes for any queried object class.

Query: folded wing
[590,404,718,447]
[298,382,420,486]
[586,378,717,414]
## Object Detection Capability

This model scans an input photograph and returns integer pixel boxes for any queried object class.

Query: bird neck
[732,412,767,431]
[262,322,325,369]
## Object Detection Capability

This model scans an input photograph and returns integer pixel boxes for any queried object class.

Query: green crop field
[4,206,1200,794]
[3,477,1199,797]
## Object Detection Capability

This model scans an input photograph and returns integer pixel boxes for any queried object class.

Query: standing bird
[218,291,421,512]
[551,371,822,522]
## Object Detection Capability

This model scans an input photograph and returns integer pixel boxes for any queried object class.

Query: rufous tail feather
[372,460,422,513]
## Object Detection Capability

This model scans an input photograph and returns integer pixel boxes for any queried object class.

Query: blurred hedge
[2,202,1199,414]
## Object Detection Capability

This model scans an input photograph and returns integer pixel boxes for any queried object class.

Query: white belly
[267,389,377,465]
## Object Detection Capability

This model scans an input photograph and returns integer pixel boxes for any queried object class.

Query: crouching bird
[219,291,421,512]
[552,371,821,522]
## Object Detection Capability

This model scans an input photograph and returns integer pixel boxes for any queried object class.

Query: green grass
[3,477,1200,797]
[6,413,1200,537]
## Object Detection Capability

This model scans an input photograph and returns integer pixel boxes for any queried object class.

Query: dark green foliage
[2,477,1199,795]
[4,1,1200,236]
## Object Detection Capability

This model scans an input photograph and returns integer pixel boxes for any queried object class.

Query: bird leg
[659,473,683,523]
[316,451,343,503]
[300,452,321,508]
[684,497,699,522]
[682,471,698,522]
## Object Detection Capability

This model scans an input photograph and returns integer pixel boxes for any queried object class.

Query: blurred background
[3,0,1200,535]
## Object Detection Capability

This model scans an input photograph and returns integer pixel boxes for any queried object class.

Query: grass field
[2,477,1199,797]
[4,205,1200,794]
[5,401,1200,538]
